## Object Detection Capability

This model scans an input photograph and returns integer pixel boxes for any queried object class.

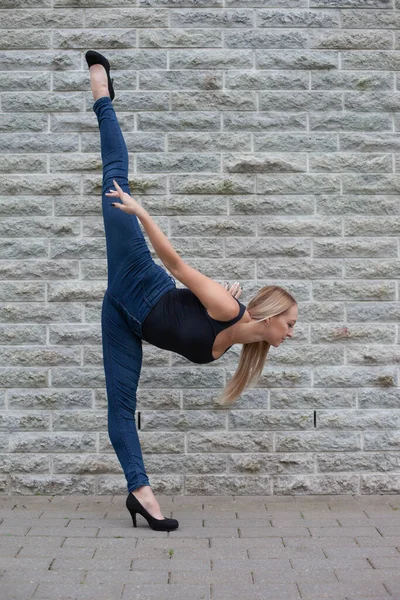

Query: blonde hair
[216,285,297,406]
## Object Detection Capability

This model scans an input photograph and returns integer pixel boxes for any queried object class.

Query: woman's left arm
[107,181,240,318]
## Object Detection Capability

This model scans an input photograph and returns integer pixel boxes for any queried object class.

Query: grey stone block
[312,281,395,301]
[53,28,136,49]
[7,389,92,410]
[311,30,393,50]
[2,92,83,112]
[0,50,81,70]
[317,452,400,473]
[276,431,361,453]
[48,282,106,301]
[170,49,253,69]
[140,69,222,90]
[256,9,340,28]
[261,91,342,111]
[314,238,397,257]
[224,112,306,131]
[274,474,359,495]
[344,259,399,279]
[314,367,397,388]
[311,112,392,131]
[312,70,394,90]
[172,91,256,110]
[258,216,341,236]
[10,475,96,495]
[342,49,400,70]
[0,154,47,173]
[256,49,338,69]
[0,238,48,258]
[346,215,400,235]
[0,72,51,92]
[49,324,101,345]
[0,30,51,50]
[10,432,96,453]
[52,411,107,431]
[0,367,48,387]
[341,132,400,152]
[85,8,168,27]
[0,217,80,237]
[187,432,274,453]
[0,412,50,431]
[347,345,400,366]
[342,9,400,29]
[228,453,314,475]
[0,346,80,367]
[185,475,271,495]
[258,258,342,279]
[311,0,391,7]
[224,152,306,173]
[0,133,78,153]
[229,410,313,430]
[317,194,399,217]
[0,259,78,280]
[230,195,314,214]
[141,410,226,431]
[138,432,185,454]
[137,153,220,173]
[297,302,345,321]
[311,324,394,345]
[140,28,222,48]
[225,30,308,49]
[364,432,400,451]
[259,174,340,194]
[0,8,84,28]
[359,389,400,409]
[345,91,400,112]
[226,70,309,89]
[51,367,105,387]
[310,152,392,173]
[171,9,252,28]
[0,175,80,195]
[146,453,227,474]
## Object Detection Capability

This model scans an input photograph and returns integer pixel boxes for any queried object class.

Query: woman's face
[265,304,298,347]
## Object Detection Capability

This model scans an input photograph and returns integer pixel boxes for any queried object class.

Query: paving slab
[1,495,400,599]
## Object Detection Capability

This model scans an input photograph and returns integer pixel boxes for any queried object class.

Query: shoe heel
[131,511,137,528]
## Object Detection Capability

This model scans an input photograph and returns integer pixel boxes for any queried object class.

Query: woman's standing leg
[89,63,171,522]
[102,294,149,492]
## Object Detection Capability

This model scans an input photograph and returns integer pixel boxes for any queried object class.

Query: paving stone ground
[1,495,400,600]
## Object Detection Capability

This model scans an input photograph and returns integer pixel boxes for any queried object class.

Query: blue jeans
[93,96,175,493]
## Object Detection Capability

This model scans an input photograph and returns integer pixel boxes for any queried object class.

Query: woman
[85,51,298,532]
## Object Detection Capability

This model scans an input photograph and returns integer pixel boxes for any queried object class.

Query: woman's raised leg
[89,66,153,290]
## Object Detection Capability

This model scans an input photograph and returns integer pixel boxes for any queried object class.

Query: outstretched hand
[224,281,242,298]
[105,180,145,217]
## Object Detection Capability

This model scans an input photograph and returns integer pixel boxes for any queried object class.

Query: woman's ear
[264,318,271,327]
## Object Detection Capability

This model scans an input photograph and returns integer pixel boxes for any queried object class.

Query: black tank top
[142,287,246,364]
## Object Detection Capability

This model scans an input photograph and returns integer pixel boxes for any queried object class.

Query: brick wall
[1,0,400,495]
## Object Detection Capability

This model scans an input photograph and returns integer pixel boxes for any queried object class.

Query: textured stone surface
[0,0,399,496]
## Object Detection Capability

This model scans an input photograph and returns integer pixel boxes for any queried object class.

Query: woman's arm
[138,210,181,272]
[106,181,240,320]
[106,179,180,272]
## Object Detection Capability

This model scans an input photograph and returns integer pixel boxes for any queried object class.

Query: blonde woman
[86,51,298,532]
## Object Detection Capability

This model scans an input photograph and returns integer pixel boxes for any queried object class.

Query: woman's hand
[224,281,242,298]
[105,180,145,217]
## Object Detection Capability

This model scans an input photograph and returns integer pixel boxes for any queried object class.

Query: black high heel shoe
[126,493,179,532]
[85,50,115,101]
